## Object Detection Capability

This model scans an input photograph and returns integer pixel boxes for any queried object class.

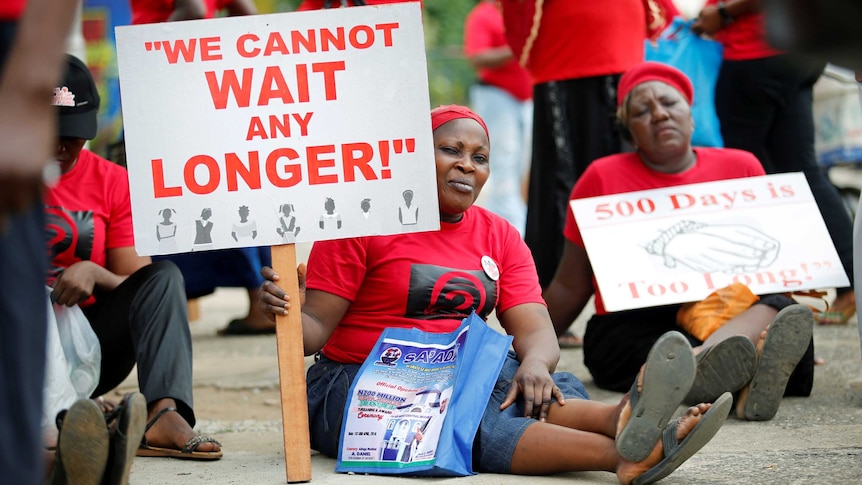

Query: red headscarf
[430,105,490,141]
[616,61,694,108]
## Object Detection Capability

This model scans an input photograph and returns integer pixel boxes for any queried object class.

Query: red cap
[617,61,694,108]
[430,104,489,141]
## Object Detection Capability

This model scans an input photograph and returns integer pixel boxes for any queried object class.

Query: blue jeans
[306,352,590,473]
[0,205,48,485]
[470,84,532,236]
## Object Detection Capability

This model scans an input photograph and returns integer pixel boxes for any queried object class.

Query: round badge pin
[481,255,500,281]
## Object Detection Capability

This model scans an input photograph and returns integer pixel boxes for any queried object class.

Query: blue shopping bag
[336,311,512,476]
[646,17,724,148]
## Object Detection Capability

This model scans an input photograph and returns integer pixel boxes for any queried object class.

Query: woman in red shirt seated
[259,104,731,484]
[544,62,815,422]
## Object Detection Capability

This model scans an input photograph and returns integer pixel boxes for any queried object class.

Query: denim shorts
[474,352,589,473]
[306,354,361,458]
[306,352,590,471]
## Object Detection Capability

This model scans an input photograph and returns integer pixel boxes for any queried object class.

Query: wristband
[717,2,734,25]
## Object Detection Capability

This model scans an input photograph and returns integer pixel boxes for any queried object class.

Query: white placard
[571,173,849,312]
[115,3,436,256]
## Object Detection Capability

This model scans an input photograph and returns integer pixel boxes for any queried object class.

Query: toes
[675,405,708,441]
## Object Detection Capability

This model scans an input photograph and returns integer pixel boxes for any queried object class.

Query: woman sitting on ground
[46,55,221,462]
[543,62,816,421]
[259,104,731,484]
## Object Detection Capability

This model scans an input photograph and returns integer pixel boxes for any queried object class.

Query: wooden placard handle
[272,244,312,482]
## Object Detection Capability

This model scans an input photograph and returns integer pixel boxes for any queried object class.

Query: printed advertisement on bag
[338,326,465,470]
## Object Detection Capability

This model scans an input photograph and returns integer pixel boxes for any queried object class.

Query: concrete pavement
[118,244,862,485]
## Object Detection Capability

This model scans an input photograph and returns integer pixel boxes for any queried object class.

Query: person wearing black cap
[45,54,222,462]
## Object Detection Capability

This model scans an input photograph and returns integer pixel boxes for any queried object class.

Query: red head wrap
[616,61,694,108]
[430,104,490,141]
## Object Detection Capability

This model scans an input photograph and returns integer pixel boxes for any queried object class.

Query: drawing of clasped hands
[646,220,779,273]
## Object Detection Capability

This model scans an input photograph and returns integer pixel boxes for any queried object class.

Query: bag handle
[657,16,694,42]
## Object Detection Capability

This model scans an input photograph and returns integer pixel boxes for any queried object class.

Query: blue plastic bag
[336,311,512,476]
[645,17,724,148]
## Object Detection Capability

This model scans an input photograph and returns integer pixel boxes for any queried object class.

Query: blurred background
[78,0,862,215]
[78,0,712,159]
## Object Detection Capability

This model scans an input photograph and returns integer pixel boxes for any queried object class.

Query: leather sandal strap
[182,434,223,453]
[144,406,178,433]
[628,374,641,411]
[662,417,681,455]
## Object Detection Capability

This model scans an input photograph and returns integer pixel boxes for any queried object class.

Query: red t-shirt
[501,0,646,84]
[307,206,543,364]
[645,0,680,41]
[44,149,135,307]
[0,0,26,20]
[130,0,217,24]
[705,0,781,60]
[297,0,421,11]
[463,1,532,101]
[562,147,766,314]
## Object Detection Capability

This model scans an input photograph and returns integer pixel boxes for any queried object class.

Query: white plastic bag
[813,64,862,166]
[42,287,102,428]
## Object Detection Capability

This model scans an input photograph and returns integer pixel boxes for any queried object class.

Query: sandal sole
[617,331,696,463]
[685,335,756,405]
[633,392,732,485]
[56,400,110,485]
[739,305,813,421]
[105,392,147,485]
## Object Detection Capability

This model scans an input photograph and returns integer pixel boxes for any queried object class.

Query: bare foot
[615,368,641,440]
[616,403,711,485]
[558,331,583,349]
[143,399,220,453]
[817,290,856,325]
[93,396,116,414]
[735,328,767,419]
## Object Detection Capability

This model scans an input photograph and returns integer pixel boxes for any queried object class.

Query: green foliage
[423,0,477,107]
[268,0,477,108]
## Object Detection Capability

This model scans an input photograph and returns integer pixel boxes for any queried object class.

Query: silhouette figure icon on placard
[319,197,342,230]
[156,208,178,252]
[231,205,258,242]
[398,190,418,225]
[277,203,301,243]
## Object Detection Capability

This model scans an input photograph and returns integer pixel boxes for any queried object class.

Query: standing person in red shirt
[296,0,421,11]
[130,0,211,24]
[499,0,647,348]
[464,0,532,238]
[693,1,855,329]
[129,0,256,24]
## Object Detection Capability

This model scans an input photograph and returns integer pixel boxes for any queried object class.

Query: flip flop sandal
[684,335,757,405]
[52,399,110,485]
[737,305,813,421]
[104,392,147,485]
[218,318,276,336]
[616,331,696,463]
[137,407,223,460]
[632,392,733,485]
[557,331,584,349]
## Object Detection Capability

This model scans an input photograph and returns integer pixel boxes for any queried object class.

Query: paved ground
[115,240,862,485]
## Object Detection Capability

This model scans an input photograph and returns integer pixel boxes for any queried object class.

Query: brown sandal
[136,407,223,460]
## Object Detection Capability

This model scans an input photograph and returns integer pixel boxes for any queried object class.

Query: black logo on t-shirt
[45,206,94,280]
[404,264,497,320]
